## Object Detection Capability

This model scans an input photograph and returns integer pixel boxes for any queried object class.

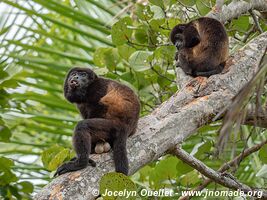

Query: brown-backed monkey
[54,67,140,176]
[170,17,229,77]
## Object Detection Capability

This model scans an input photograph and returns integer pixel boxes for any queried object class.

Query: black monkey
[170,17,229,77]
[54,67,140,176]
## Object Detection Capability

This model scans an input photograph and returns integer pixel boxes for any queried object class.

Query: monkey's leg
[112,127,129,175]
[178,50,193,76]
[54,119,117,176]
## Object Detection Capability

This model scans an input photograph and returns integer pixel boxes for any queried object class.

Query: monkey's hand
[54,157,96,177]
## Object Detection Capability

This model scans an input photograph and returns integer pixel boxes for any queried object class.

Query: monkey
[54,67,140,176]
[170,17,229,77]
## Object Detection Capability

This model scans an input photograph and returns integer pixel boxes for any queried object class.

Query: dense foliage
[0,0,266,199]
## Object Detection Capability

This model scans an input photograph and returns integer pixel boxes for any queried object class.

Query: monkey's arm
[183,25,200,48]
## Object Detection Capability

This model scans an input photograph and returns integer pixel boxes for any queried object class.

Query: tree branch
[179,139,267,200]
[249,9,264,33]
[171,145,267,199]
[207,0,267,23]
[35,31,267,200]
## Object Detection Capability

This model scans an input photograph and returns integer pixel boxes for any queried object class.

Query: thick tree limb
[207,0,267,23]
[178,139,267,200]
[35,31,267,200]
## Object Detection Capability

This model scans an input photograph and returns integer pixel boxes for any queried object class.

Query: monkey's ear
[88,69,98,80]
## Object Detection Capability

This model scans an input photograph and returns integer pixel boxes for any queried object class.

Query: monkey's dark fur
[170,17,229,77]
[54,67,140,176]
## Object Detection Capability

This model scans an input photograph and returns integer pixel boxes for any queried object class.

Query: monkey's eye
[71,72,77,76]
[81,72,87,77]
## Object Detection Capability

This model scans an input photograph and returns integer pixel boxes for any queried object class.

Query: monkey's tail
[112,126,129,175]
[195,62,225,77]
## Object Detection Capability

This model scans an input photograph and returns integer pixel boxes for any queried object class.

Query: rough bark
[35,30,267,200]
[207,0,267,23]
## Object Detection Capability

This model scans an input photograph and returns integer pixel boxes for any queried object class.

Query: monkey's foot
[54,158,96,177]
[69,157,96,166]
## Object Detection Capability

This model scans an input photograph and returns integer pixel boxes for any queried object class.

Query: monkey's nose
[70,80,78,85]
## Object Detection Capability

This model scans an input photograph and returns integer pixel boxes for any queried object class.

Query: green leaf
[176,161,193,176]
[94,47,120,70]
[138,166,153,182]
[180,170,200,186]
[0,157,18,185]
[150,5,165,19]
[154,46,176,63]
[18,181,34,193]
[168,18,181,29]
[1,79,19,89]
[256,165,267,178]
[135,4,153,21]
[120,72,136,84]
[0,157,14,170]
[129,51,153,72]
[232,15,250,32]
[41,145,70,171]
[134,25,148,44]
[0,125,11,142]
[7,40,93,64]
[100,172,137,200]
[149,156,179,189]
[149,0,164,8]
[0,25,12,36]
[117,45,136,61]
[111,17,133,46]
[2,0,113,45]
[196,0,211,15]
[157,73,175,88]
[192,141,212,160]
[0,70,9,80]
[259,144,267,164]
[149,19,165,32]
[179,0,196,6]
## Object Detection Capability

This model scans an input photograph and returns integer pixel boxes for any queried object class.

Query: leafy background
[0,0,266,199]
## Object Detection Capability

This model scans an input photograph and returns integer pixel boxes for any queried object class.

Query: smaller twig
[242,25,256,43]
[151,64,176,84]
[214,0,224,12]
[171,146,267,199]
[249,10,264,33]
[178,139,267,200]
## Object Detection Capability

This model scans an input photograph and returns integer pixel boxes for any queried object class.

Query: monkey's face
[173,34,185,50]
[66,68,96,90]
[68,71,89,89]
[170,24,186,50]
